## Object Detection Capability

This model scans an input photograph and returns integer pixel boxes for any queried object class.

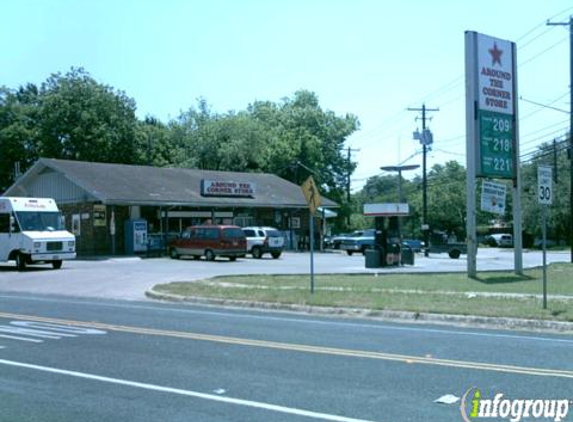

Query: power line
[520,143,570,165]
[432,103,569,151]
[433,148,465,158]
[515,6,573,43]
[520,120,570,144]
[523,123,570,141]
[519,91,571,121]
[520,138,570,159]
[350,7,573,191]
[519,35,569,68]
[546,14,573,263]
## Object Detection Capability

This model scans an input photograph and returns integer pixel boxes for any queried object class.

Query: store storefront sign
[201,180,256,197]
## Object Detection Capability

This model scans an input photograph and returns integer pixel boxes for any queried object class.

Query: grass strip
[154,263,573,321]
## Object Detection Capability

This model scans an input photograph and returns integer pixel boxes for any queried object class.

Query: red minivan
[168,225,247,261]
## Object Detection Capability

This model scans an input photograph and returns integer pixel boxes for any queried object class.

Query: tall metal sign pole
[538,166,553,309]
[465,31,522,278]
[301,176,321,294]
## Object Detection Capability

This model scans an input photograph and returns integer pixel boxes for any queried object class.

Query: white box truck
[0,197,76,270]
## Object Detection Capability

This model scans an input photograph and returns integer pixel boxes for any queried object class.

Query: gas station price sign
[478,110,515,179]
[467,32,517,180]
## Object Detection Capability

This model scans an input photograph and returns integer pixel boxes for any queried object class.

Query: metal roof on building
[4,158,338,209]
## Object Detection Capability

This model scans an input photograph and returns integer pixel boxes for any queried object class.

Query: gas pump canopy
[364,203,409,217]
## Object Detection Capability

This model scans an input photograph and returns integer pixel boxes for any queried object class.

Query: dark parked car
[169,225,247,261]
[328,233,351,249]
[339,230,376,255]
[401,239,424,253]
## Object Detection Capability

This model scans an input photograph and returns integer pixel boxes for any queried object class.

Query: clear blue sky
[2,0,572,191]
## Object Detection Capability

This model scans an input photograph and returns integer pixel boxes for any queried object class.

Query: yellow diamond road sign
[301,176,322,215]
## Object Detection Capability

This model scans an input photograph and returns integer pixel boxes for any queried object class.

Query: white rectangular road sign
[538,166,553,205]
[480,180,506,214]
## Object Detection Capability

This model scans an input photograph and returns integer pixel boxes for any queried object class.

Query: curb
[145,288,573,334]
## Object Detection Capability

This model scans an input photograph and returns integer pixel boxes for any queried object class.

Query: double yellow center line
[1,311,571,379]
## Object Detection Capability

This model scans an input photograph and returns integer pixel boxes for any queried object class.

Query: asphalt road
[0,294,572,422]
[0,248,570,301]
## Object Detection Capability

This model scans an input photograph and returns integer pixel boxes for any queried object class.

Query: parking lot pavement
[0,249,569,301]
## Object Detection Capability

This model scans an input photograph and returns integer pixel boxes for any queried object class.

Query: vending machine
[125,219,148,254]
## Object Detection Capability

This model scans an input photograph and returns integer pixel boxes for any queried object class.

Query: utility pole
[409,104,439,256]
[547,16,573,263]
[346,147,360,227]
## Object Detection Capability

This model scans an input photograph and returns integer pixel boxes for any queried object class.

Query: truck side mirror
[9,216,19,233]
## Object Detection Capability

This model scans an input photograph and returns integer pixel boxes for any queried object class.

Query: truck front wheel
[448,249,461,259]
[52,260,63,269]
[16,253,28,271]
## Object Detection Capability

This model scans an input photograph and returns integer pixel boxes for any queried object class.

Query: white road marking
[1,312,571,379]
[0,321,106,347]
[0,325,71,339]
[10,321,106,335]
[1,294,572,344]
[0,359,380,422]
[0,334,43,343]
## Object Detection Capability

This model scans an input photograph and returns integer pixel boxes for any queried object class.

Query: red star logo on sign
[488,42,503,67]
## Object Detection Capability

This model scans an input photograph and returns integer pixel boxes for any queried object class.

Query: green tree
[248,91,359,229]
[136,116,185,167]
[262,90,359,191]
[173,92,359,229]
[411,161,467,238]
[37,67,139,164]
[175,106,271,172]
[216,112,270,171]
[521,138,571,245]
[0,84,41,192]
[2,70,361,229]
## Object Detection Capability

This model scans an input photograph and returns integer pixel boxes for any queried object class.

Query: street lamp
[380,164,420,239]
[380,164,420,202]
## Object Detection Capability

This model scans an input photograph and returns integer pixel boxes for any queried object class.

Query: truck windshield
[15,211,63,231]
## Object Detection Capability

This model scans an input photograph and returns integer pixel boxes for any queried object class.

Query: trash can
[401,245,415,266]
[365,249,381,268]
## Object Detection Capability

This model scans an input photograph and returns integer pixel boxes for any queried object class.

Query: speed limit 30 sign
[537,166,553,205]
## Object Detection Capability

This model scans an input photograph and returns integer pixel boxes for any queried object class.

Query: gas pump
[364,203,410,268]
[374,215,401,267]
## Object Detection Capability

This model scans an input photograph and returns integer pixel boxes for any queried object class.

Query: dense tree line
[2,68,570,239]
[353,145,572,245]
[521,140,571,244]
[0,68,359,228]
